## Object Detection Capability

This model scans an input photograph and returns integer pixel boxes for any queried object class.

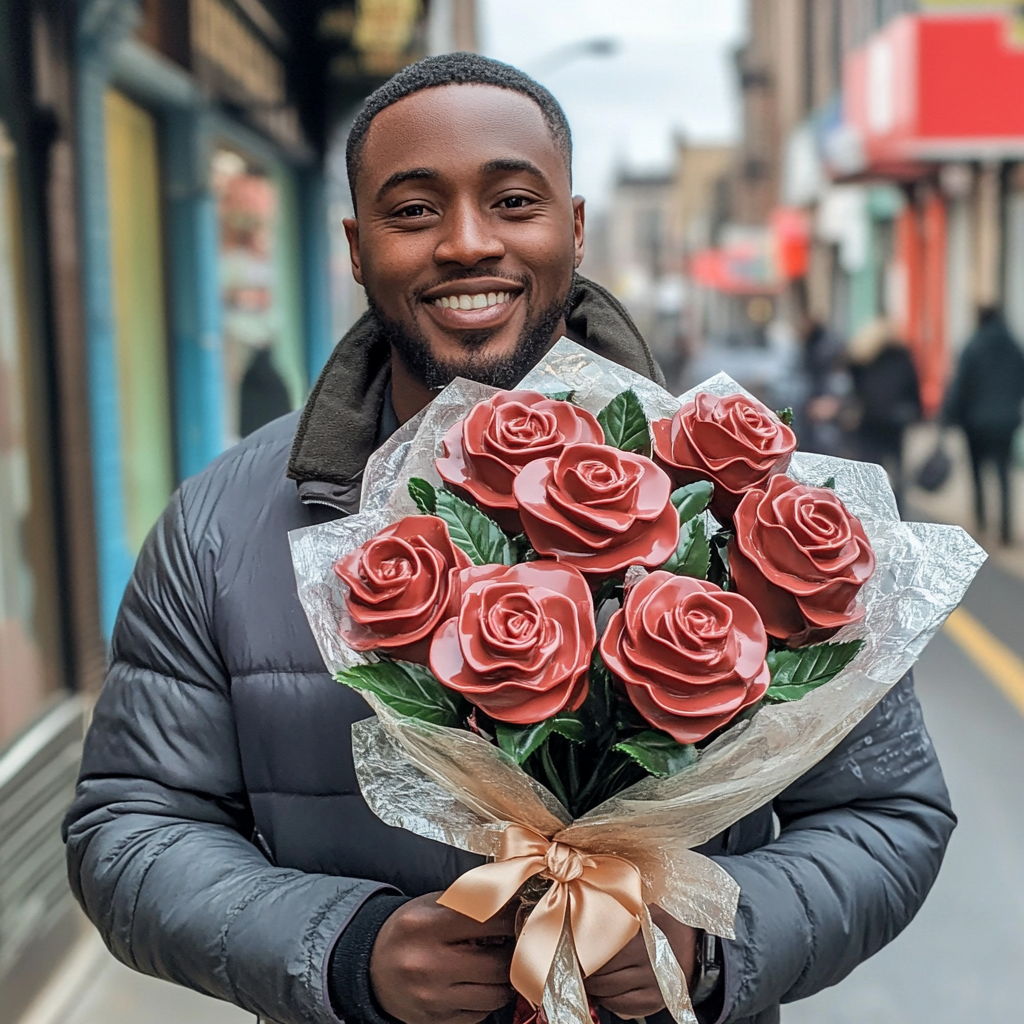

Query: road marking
[943,606,1024,719]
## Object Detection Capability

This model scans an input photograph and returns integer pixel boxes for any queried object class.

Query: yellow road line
[943,606,1024,719]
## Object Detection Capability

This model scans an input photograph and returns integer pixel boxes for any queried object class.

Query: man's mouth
[431,290,514,310]
[420,279,525,330]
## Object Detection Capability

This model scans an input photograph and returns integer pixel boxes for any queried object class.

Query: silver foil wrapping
[289,338,986,1024]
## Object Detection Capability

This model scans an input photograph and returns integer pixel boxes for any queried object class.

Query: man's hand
[583,907,697,1019]
[369,891,516,1024]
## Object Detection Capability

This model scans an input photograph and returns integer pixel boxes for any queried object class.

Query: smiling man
[65,54,953,1024]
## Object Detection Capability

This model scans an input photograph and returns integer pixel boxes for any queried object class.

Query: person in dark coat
[240,346,293,438]
[944,306,1024,544]
[63,54,955,1024]
[848,318,922,512]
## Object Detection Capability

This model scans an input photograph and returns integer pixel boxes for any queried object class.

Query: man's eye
[500,196,533,210]
[396,204,429,218]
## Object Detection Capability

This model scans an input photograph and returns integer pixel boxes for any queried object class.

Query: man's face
[345,84,585,389]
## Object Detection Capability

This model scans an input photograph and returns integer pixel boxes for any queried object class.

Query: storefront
[830,10,1024,415]
[77,0,335,636]
[0,3,87,1020]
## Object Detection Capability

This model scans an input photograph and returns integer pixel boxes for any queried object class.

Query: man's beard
[368,279,573,391]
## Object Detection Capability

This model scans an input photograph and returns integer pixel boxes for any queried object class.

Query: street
[785,555,1024,1023]
[25,554,1024,1024]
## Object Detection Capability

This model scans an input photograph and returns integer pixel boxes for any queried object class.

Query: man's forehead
[358,84,567,192]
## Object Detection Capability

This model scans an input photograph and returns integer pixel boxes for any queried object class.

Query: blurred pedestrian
[944,306,1024,544]
[239,345,291,437]
[796,313,846,455]
[848,318,921,512]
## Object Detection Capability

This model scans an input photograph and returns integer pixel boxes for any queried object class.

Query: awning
[690,212,808,295]
[834,13,1024,177]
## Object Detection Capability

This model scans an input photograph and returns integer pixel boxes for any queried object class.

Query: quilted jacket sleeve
[712,673,956,1022]
[63,492,388,1024]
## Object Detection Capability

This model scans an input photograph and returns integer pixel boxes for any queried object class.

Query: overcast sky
[478,0,745,209]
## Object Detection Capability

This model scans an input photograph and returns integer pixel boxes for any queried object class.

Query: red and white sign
[840,13,1024,174]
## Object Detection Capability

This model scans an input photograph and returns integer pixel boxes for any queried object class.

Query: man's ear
[572,196,585,269]
[343,217,364,286]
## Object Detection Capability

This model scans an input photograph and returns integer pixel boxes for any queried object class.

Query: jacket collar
[287,275,664,510]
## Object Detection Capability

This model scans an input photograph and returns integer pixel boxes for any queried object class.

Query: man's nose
[434,200,505,266]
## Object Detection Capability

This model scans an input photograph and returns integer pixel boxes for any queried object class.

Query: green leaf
[821,476,836,490]
[614,731,698,778]
[540,390,575,402]
[662,518,711,578]
[495,713,586,764]
[496,719,555,763]
[707,530,732,590]
[763,639,865,703]
[408,477,437,515]
[436,489,512,566]
[670,480,714,524]
[597,389,651,453]
[775,406,794,426]
[336,661,466,726]
[550,713,587,743]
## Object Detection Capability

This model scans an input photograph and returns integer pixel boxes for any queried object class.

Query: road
[785,556,1024,1023]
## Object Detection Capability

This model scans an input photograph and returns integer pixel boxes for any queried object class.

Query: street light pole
[527,37,619,78]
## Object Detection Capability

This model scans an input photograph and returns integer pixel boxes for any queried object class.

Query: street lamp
[527,37,620,77]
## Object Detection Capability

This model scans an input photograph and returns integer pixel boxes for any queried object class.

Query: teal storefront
[76,0,334,636]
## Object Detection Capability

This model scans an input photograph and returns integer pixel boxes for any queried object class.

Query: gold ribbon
[437,824,646,1008]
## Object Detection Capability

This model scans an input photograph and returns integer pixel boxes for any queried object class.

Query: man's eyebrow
[480,158,549,182]
[375,167,437,202]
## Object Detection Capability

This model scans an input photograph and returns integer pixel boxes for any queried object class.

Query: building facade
[0,2,458,1019]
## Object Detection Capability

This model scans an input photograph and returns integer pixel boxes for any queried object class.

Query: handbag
[915,436,952,492]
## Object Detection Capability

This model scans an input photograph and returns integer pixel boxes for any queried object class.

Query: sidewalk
[904,423,1024,580]
[18,921,251,1024]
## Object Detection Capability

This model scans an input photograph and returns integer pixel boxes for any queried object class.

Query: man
[944,305,1024,545]
[64,54,954,1024]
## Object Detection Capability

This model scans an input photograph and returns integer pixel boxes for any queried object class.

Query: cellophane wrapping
[289,338,985,1024]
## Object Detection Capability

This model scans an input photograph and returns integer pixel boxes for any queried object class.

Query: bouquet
[291,339,983,1024]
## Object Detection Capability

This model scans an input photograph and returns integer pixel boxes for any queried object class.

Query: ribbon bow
[437,824,646,1008]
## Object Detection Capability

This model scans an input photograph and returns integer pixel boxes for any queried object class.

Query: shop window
[0,124,63,747]
[212,147,305,444]
[105,90,175,554]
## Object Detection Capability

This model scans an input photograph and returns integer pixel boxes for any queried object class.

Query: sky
[478,0,745,209]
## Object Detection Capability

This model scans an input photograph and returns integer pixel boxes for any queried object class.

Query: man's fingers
[450,982,517,1013]
[595,992,667,1019]
[431,897,517,940]
[584,966,654,999]
[586,933,649,977]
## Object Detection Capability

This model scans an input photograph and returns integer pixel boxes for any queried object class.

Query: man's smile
[419,277,525,331]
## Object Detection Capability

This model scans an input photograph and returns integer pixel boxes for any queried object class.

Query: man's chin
[370,289,567,392]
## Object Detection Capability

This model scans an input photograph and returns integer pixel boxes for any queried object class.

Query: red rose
[512,443,679,576]
[652,392,797,519]
[429,561,595,724]
[436,390,604,532]
[729,475,875,647]
[600,571,770,744]
[335,516,471,663]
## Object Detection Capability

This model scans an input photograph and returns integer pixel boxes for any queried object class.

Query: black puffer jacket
[64,279,955,1024]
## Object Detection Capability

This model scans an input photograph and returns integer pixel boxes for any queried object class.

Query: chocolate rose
[429,561,595,724]
[512,443,679,576]
[652,392,797,520]
[436,390,604,532]
[335,515,471,663]
[729,475,875,647]
[600,571,770,744]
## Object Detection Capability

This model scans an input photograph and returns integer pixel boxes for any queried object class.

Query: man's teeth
[435,292,511,310]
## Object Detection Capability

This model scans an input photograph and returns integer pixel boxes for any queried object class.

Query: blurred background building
[0,2,474,1020]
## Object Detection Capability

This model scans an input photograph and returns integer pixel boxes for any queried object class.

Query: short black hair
[345,52,572,203]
